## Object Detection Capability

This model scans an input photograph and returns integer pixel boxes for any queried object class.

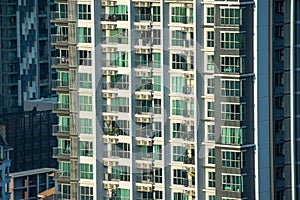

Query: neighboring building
[51,0,299,200]
[0,108,57,173]
[0,129,13,200]
[0,0,53,114]
[9,168,55,200]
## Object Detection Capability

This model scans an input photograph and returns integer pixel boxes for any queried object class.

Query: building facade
[0,0,53,114]
[52,0,298,199]
[0,109,57,173]
[0,130,12,200]
[9,168,55,200]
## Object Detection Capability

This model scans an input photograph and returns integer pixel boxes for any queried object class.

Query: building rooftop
[10,168,56,178]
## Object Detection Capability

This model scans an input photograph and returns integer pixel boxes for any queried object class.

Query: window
[206,31,214,47]
[152,29,161,45]
[153,122,162,137]
[207,55,214,72]
[222,151,244,168]
[112,143,130,158]
[172,77,187,93]
[206,7,214,24]
[207,124,215,141]
[58,162,70,177]
[173,146,185,162]
[221,127,245,145]
[172,30,186,46]
[55,3,68,19]
[209,195,216,200]
[172,54,187,70]
[221,80,241,97]
[80,141,93,157]
[117,189,130,200]
[208,171,215,188]
[152,6,160,22]
[154,76,161,91]
[79,96,93,111]
[78,4,91,20]
[171,7,187,23]
[220,56,244,74]
[155,191,163,200]
[220,8,242,25]
[116,120,130,136]
[221,103,245,121]
[79,73,92,88]
[207,78,214,95]
[79,118,93,134]
[152,53,161,68]
[80,164,93,179]
[208,148,215,164]
[80,186,93,200]
[111,97,129,112]
[207,101,215,118]
[79,50,92,66]
[110,74,129,89]
[174,192,189,200]
[220,32,245,49]
[58,184,70,199]
[111,166,130,181]
[222,174,244,192]
[173,169,187,185]
[172,100,187,116]
[78,27,91,43]
[173,123,187,139]
[154,168,162,183]
[108,52,128,67]
[108,5,128,21]
[154,99,162,114]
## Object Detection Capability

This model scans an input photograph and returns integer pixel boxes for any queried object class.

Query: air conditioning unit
[185,74,194,79]
[104,160,110,166]
[104,183,110,189]
[102,24,109,29]
[144,163,152,169]
[101,1,108,6]
[135,49,143,54]
[143,140,152,146]
[135,94,143,100]
[111,184,118,189]
[143,118,151,123]
[136,186,143,192]
[108,1,116,6]
[142,49,151,54]
[136,140,144,146]
[144,186,152,192]
[136,163,143,168]
[103,138,110,143]
[110,138,118,144]
[103,93,111,98]
[187,3,193,8]
[185,190,195,196]
[111,161,118,166]
[136,117,143,123]
[134,2,150,7]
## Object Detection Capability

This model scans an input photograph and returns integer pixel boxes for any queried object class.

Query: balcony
[53,102,70,114]
[53,147,70,160]
[102,36,128,45]
[53,171,70,183]
[101,14,128,22]
[52,80,69,91]
[52,125,70,138]
[51,57,69,69]
[50,12,68,23]
[51,34,68,45]
[135,14,152,22]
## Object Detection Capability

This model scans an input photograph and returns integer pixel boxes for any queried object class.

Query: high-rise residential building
[0,0,53,114]
[52,0,299,199]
